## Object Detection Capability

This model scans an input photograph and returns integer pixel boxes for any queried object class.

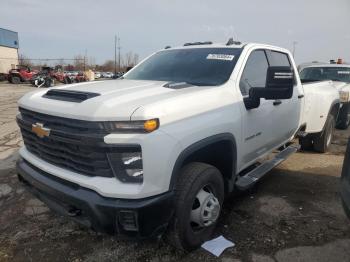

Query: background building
[0,28,19,77]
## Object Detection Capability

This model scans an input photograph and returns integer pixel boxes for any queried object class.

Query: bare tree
[73,55,85,71]
[56,58,65,67]
[89,56,96,69]
[101,60,115,72]
[132,53,139,66]
[123,52,139,68]
[18,54,33,67]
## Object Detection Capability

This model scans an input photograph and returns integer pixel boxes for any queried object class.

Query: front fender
[303,81,340,133]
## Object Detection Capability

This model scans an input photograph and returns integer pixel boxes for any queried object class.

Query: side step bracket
[235,144,300,191]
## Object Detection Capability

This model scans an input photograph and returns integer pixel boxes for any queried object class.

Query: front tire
[167,162,224,251]
[10,76,20,84]
[313,114,335,153]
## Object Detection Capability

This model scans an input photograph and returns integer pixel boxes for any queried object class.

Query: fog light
[118,210,138,231]
[107,149,143,183]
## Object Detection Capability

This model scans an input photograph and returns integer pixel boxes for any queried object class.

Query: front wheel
[313,114,335,153]
[10,76,20,84]
[167,162,224,251]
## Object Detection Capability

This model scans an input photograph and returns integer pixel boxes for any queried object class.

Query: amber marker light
[144,119,159,132]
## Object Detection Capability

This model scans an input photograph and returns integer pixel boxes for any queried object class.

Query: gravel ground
[0,82,349,262]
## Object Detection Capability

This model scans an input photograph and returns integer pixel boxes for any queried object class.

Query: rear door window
[269,51,291,67]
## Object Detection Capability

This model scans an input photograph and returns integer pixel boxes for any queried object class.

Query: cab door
[265,50,301,143]
[238,49,300,168]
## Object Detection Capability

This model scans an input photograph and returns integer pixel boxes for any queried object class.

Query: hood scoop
[43,89,100,103]
[163,82,194,89]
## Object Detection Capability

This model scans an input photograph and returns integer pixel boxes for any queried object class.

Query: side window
[269,51,291,66]
[269,51,296,84]
[239,50,269,96]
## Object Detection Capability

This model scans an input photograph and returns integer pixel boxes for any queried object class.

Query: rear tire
[167,162,224,251]
[313,114,335,153]
[44,78,53,87]
[299,136,313,151]
[336,104,350,130]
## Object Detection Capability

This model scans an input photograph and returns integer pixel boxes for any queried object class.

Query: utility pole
[292,41,297,58]
[114,35,117,76]
[84,49,87,71]
[118,37,121,72]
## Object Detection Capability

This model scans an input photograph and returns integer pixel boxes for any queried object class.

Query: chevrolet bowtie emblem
[32,123,51,138]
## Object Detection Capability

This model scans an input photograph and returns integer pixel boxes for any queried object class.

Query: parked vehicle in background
[101,72,114,78]
[0,73,7,81]
[8,65,38,84]
[299,62,350,129]
[341,138,350,219]
[31,67,54,88]
[95,72,101,79]
[16,41,340,251]
[113,72,124,79]
[74,72,87,82]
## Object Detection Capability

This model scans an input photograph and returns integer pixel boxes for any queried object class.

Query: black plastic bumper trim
[16,157,175,238]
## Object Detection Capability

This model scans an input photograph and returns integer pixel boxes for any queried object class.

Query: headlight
[103,119,159,133]
[339,91,350,103]
[107,149,143,183]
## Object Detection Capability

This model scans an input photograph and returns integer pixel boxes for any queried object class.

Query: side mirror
[243,66,294,109]
[265,66,294,99]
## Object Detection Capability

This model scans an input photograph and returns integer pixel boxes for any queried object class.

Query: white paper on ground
[201,236,235,257]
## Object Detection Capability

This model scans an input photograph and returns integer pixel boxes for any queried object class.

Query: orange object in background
[337,58,343,64]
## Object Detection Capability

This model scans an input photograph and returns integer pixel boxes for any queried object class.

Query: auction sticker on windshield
[207,54,235,61]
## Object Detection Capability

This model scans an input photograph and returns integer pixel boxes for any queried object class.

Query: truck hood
[332,81,350,92]
[18,79,211,121]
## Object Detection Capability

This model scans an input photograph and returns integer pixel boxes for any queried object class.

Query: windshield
[124,48,242,86]
[300,67,350,83]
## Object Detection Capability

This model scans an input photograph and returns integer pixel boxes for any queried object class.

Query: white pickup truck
[299,62,350,129]
[16,41,340,251]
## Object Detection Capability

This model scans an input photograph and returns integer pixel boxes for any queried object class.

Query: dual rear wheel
[299,114,335,153]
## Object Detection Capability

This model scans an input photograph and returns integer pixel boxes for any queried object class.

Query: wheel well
[170,135,237,195]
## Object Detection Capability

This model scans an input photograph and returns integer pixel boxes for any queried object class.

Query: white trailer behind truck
[16,40,340,250]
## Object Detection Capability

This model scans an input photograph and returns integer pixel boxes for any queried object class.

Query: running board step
[235,144,300,191]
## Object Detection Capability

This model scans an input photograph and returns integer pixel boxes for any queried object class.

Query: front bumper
[17,157,175,238]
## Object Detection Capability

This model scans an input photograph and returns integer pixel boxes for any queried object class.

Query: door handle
[298,94,304,99]
[273,100,282,106]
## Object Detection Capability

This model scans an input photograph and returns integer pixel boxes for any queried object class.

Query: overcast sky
[1,0,349,64]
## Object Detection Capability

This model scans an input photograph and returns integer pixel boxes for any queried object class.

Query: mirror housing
[243,66,294,109]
